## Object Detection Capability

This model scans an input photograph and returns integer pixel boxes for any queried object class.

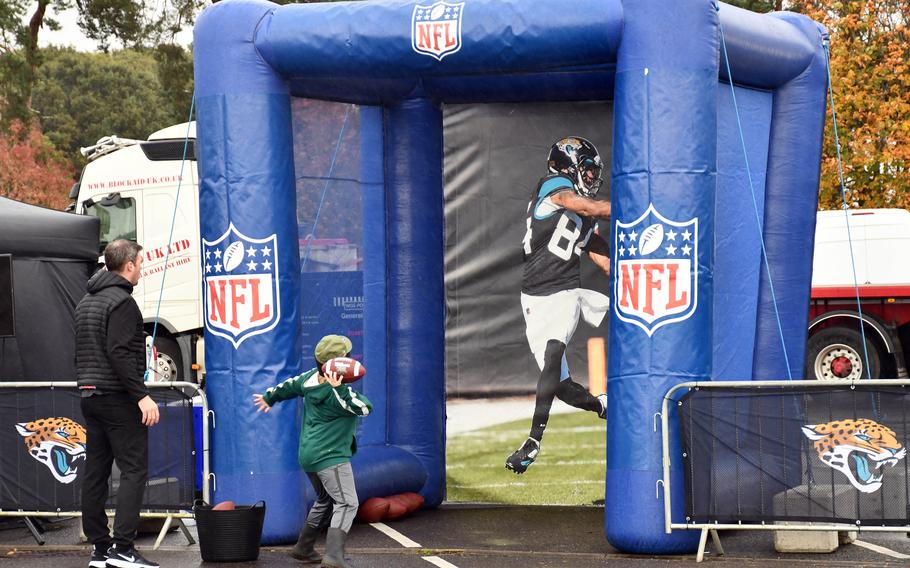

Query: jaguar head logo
[16,417,87,484]
[802,418,906,494]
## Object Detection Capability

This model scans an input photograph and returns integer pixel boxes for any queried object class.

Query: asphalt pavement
[2,505,910,567]
[3,398,909,567]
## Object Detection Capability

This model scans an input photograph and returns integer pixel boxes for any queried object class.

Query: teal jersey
[521,174,596,296]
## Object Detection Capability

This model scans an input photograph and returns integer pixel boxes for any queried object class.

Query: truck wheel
[150,336,183,382]
[807,327,881,380]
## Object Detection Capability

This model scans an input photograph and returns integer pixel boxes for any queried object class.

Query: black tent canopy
[0,197,100,380]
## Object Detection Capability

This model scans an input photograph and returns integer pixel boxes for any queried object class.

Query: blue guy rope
[145,94,197,380]
[822,41,878,419]
[717,7,793,380]
[300,105,352,273]
[822,42,873,379]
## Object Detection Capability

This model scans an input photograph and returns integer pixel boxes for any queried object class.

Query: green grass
[446,411,606,505]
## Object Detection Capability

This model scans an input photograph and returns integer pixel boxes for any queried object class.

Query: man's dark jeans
[81,393,148,547]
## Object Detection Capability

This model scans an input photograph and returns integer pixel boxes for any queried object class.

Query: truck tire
[806,327,881,380]
[150,336,183,382]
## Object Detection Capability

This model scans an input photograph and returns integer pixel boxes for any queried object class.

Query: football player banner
[0,387,196,512]
[442,101,613,396]
[680,385,910,525]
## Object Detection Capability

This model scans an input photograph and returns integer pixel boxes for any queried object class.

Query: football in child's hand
[212,500,236,511]
[357,497,389,523]
[322,357,366,383]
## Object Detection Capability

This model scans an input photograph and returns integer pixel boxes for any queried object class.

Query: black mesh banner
[0,255,13,338]
[0,386,198,512]
[680,385,910,526]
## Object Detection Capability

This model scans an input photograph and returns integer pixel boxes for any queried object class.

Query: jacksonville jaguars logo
[16,417,87,484]
[802,418,907,494]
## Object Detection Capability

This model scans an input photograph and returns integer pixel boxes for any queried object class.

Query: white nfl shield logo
[411,1,464,61]
[614,204,698,337]
[203,223,280,349]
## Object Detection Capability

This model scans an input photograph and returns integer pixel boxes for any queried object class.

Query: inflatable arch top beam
[194,0,828,552]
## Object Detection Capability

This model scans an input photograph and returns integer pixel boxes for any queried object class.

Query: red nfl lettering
[208,280,227,324]
[619,262,689,318]
[619,263,641,310]
[666,263,688,309]
[416,22,457,51]
[229,279,246,329]
[250,279,271,322]
[207,277,273,330]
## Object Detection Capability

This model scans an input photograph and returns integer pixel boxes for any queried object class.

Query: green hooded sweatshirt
[262,368,372,473]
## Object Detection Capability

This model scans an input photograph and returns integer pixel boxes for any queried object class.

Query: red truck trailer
[807,209,910,380]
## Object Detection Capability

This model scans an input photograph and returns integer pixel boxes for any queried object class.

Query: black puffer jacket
[74,270,149,400]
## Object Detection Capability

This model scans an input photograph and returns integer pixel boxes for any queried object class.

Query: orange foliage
[0,120,75,210]
[793,0,910,210]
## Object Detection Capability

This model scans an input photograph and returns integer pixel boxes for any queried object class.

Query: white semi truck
[71,123,203,383]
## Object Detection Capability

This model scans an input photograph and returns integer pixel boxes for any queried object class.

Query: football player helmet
[547,137,603,198]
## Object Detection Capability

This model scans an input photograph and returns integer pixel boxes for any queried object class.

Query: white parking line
[370,522,422,547]
[370,521,461,567]
[450,479,602,489]
[853,539,910,560]
[423,556,459,568]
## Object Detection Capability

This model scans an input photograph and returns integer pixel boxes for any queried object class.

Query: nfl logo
[614,204,698,337]
[203,223,280,349]
[411,1,464,61]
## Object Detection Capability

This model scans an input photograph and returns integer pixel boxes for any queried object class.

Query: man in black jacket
[75,239,159,568]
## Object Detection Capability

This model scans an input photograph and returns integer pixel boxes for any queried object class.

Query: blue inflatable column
[752,15,828,380]
[384,97,446,507]
[606,0,718,553]
[360,106,389,447]
[194,0,302,543]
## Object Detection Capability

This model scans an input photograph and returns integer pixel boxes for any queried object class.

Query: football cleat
[506,437,541,474]
[547,136,603,198]
[597,393,608,420]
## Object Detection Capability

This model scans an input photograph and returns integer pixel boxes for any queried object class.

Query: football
[322,357,366,384]
[384,497,408,521]
[212,500,236,511]
[638,223,664,256]
[223,241,245,272]
[357,497,389,523]
[398,492,425,513]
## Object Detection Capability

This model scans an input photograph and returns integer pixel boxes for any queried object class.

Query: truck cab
[808,208,910,380]
[73,123,203,383]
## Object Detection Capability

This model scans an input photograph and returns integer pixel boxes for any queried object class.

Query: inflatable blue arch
[194,0,828,553]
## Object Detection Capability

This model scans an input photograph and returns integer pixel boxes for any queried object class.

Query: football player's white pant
[521,288,609,378]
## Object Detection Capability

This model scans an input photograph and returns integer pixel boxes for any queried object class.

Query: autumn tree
[790,0,909,210]
[0,120,74,209]
[725,0,783,12]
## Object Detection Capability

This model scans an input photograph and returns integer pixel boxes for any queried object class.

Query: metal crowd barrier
[0,381,209,549]
[660,379,910,562]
